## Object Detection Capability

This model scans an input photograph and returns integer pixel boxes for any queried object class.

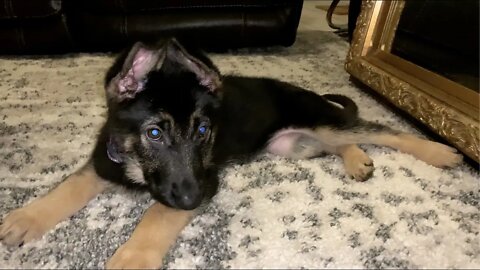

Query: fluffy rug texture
[0,32,479,269]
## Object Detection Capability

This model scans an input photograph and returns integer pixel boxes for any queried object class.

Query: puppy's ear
[107,42,164,102]
[166,39,222,92]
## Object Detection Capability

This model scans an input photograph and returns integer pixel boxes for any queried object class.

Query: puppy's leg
[106,203,194,270]
[267,129,373,180]
[0,164,107,246]
[314,124,463,168]
[373,133,463,167]
[268,124,462,181]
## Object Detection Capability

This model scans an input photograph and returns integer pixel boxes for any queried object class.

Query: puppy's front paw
[106,244,164,270]
[0,208,47,247]
[340,145,375,181]
[345,154,374,181]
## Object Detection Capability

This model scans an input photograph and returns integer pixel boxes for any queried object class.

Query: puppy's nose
[170,179,201,210]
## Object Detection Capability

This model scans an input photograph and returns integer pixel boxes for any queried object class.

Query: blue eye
[147,128,162,140]
[198,126,207,135]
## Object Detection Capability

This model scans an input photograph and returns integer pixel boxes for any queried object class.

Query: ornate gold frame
[345,0,479,162]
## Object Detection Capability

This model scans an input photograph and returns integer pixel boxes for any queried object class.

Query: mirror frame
[345,0,479,162]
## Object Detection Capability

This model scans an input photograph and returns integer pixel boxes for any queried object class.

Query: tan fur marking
[123,136,136,151]
[0,165,107,246]
[124,157,147,185]
[337,144,374,181]
[106,203,194,269]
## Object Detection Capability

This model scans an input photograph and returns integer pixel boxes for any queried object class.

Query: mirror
[391,0,479,92]
[345,0,479,162]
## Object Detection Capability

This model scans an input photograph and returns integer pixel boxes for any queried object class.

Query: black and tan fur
[0,39,462,269]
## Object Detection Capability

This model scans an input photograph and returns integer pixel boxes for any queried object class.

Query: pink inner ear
[117,47,157,95]
[181,54,220,92]
[199,74,219,92]
[131,48,156,80]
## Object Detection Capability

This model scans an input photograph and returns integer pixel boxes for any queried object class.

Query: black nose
[169,179,201,210]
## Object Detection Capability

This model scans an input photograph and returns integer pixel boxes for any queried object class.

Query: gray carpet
[0,32,479,269]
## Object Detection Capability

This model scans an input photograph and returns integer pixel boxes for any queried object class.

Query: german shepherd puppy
[0,39,462,269]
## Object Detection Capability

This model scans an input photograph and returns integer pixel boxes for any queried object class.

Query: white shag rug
[0,32,479,269]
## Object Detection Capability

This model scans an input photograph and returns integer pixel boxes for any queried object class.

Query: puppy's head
[104,39,222,210]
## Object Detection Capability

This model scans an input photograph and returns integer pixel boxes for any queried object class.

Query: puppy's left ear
[167,39,222,92]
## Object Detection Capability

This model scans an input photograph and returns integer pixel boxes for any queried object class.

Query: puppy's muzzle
[152,178,202,210]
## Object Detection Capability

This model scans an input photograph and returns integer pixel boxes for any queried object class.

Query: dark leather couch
[0,0,303,54]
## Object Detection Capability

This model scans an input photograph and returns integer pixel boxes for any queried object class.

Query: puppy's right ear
[106,42,164,102]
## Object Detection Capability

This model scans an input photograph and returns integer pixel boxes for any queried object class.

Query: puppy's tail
[322,94,358,118]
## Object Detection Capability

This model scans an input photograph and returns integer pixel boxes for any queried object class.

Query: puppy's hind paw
[403,136,463,168]
[431,144,463,168]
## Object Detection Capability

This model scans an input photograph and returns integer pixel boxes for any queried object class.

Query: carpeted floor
[0,32,479,269]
